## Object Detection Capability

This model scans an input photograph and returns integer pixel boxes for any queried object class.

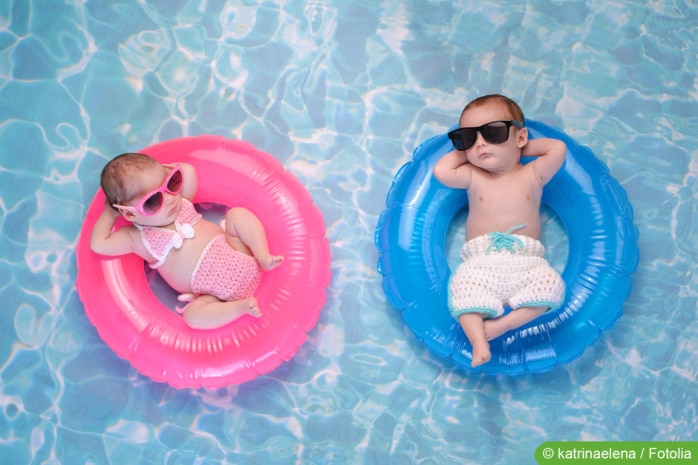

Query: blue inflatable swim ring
[375,119,639,375]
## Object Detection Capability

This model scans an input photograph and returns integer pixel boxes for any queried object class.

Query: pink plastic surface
[76,136,331,388]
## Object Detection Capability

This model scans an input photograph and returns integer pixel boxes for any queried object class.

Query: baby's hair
[101,152,159,209]
[461,94,525,124]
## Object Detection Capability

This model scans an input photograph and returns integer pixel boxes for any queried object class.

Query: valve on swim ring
[374,119,639,375]
[76,135,332,388]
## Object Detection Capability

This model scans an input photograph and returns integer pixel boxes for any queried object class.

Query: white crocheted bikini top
[135,199,201,269]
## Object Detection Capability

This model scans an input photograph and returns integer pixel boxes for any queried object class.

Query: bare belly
[155,219,226,293]
[465,213,542,240]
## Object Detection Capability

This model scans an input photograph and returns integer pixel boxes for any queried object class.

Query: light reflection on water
[1,1,696,463]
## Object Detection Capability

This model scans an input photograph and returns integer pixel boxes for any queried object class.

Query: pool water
[1,1,696,464]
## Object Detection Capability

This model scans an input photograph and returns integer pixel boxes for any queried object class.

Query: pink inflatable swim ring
[76,135,331,388]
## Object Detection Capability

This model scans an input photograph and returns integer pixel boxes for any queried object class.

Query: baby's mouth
[167,202,179,217]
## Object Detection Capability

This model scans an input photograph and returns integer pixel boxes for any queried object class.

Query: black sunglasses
[447,120,525,151]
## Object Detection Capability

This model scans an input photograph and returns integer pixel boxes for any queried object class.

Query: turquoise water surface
[1,1,697,464]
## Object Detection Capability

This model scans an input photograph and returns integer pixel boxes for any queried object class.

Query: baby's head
[449,94,528,158]
[460,94,524,125]
[101,152,160,212]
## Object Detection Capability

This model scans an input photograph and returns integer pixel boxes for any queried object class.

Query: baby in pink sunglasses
[90,153,283,330]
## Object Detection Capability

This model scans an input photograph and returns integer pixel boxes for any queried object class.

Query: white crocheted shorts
[448,232,565,320]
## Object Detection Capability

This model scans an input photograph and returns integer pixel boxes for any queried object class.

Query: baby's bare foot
[244,297,262,318]
[471,340,492,367]
[260,254,284,271]
[483,318,511,341]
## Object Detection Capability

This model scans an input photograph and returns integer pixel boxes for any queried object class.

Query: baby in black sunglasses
[91,153,283,330]
[433,94,567,367]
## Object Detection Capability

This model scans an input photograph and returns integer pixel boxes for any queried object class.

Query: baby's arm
[179,163,198,201]
[523,138,567,186]
[90,204,138,256]
[433,150,473,189]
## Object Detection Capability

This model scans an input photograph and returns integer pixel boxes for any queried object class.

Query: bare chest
[469,168,540,207]
[464,167,543,239]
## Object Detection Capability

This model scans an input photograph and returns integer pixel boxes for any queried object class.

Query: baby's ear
[116,207,138,222]
[516,127,529,148]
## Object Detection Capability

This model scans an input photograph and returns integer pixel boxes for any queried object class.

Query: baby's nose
[474,130,487,146]
[164,191,178,204]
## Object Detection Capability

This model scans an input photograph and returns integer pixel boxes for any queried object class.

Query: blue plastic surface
[374,119,639,375]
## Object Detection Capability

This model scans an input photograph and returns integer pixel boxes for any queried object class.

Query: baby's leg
[483,306,547,341]
[458,313,491,367]
[223,207,283,271]
[182,294,261,330]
